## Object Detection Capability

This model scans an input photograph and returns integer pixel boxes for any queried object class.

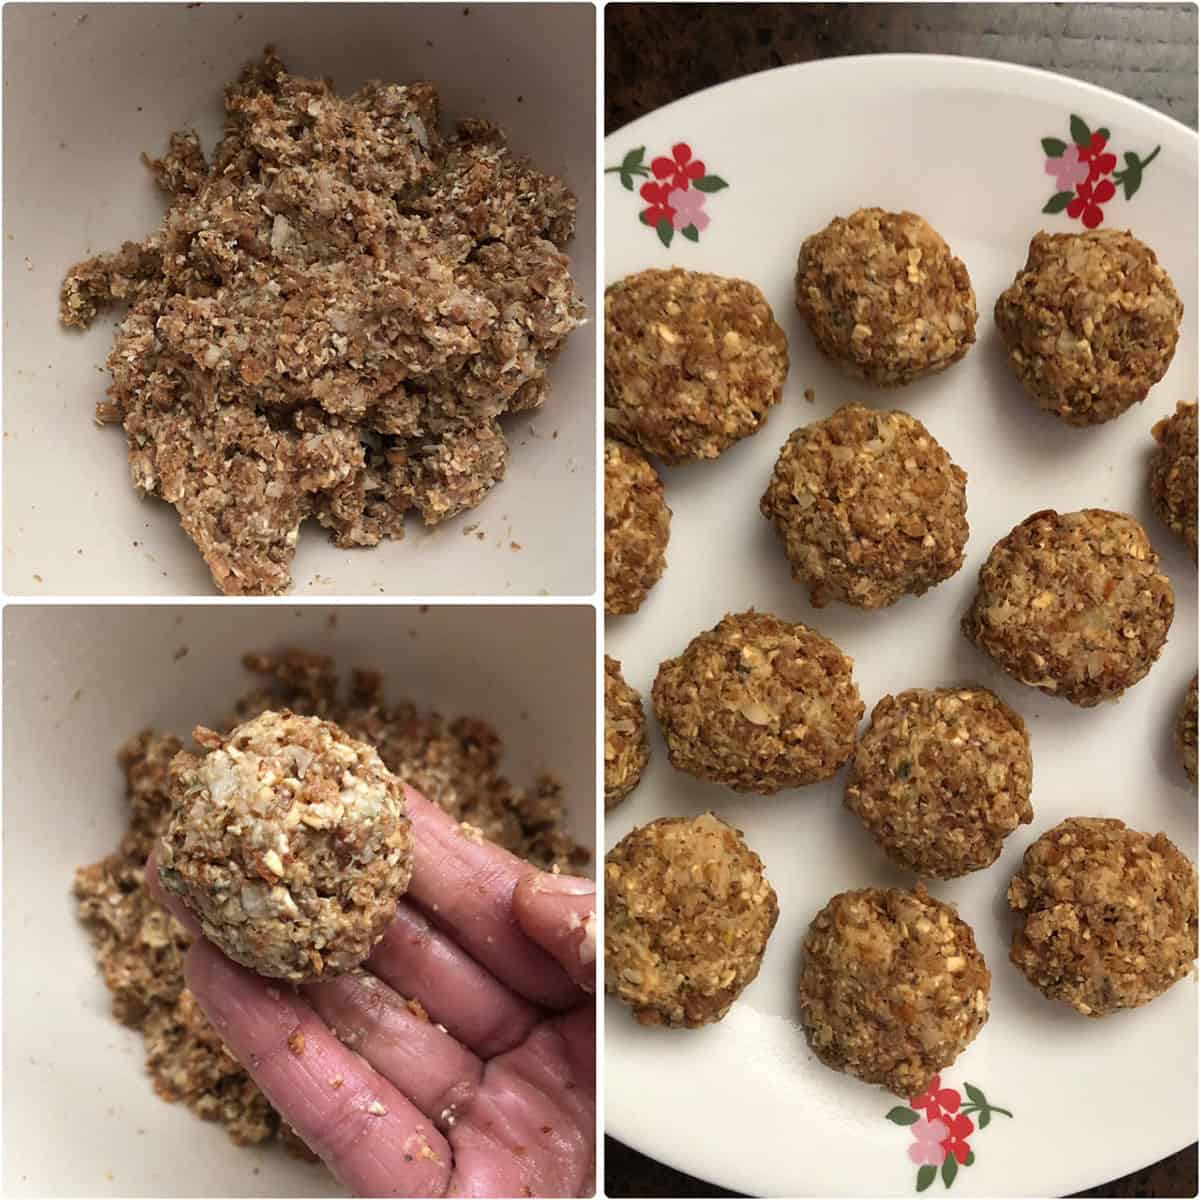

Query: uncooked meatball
[760,404,968,609]
[605,655,649,810]
[845,687,1033,878]
[1149,401,1197,560]
[962,509,1174,706]
[994,230,1182,426]
[605,437,671,615]
[605,268,789,464]
[1177,675,1198,787]
[798,886,990,1096]
[1008,817,1197,1016]
[605,812,778,1027]
[159,710,413,981]
[794,208,976,386]
[652,610,864,794]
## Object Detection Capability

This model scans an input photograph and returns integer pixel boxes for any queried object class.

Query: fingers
[511,871,597,994]
[404,787,579,1011]
[183,939,451,1199]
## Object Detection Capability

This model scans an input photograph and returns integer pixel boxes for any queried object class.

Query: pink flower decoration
[1045,144,1088,191]
[908,1118,949,1166]
[668,187,710,232]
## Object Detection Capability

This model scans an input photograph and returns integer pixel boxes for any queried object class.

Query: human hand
[148,786,595,1198]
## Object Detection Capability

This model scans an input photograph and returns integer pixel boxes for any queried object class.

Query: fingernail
[535,871,595,896]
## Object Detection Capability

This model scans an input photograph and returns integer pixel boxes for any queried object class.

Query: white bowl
[2,603,596,1197]
[2,2,597,597]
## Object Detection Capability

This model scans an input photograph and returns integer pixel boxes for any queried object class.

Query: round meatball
[605,655,649,810]
[1008,817,1198,1016]
[845,687,1033,878]
[1177,674,1198,787]
[159,710,413,981]
[795,208,976,386]
[605,268,789,464]
[605,437,671,615]
[798,886,990,1096]
[605,812,779,1027]
[760,405,969,609]
[652,610,863,793]
[994,230,1183,427]
[1149,401,1197,560]
[962,509,1174,706]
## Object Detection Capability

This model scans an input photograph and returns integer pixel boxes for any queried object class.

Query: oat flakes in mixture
[1176,674,1198,787]
[604,655,649,811]
[60,50,583,595]
[1149,400,1198,561]
[604,436,671,616]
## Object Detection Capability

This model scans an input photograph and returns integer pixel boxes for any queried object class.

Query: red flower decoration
[910,1075,961,1123]
[651,142,706,191]
[942,1113,975,1165]
[639,181,677,229]
[1079,132,1118,181]
[1067,177,1116,228]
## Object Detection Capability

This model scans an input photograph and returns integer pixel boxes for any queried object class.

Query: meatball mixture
[605,655,650,810]
[652,611,864,794]
[159,710,413,981]
[605,268,789,464]
[962,509,1174,706]
[1008,817,1197,1016]
[605,437,671,615]
[994,230,1182,427]
[794,208,977,386]
[798,886,990,1096]
[1149,401,1198,560]
[761,405,969,609]
[845,687,1033,878]
[605,812,778,1027]
[1177,674,1198,787]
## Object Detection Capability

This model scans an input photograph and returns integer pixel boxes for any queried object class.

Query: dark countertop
[603,4,1198,1197]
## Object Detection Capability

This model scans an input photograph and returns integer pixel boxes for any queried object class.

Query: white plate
[604,55,1197,1198]
[2,604,595,1197]
[2,2,596,597]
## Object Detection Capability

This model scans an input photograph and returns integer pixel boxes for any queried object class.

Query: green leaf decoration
[917,1165,937,1192]
[620,173,634,192]
[964,1152,976,1167]
[656,217,674,248]
[1069,114,1092,146]
[886,1106,920,1126]
[1119,152,1144,200]
[942,1155,959,1189]
[622,146,646,171]
[963,1083,986,1106]
[1042,191,1074,214]
[1097,127,1111,141]
[638,210,652,226]
[1041,137,1068,157]
[680,224,700,243]
[693,175,729,193]
[978,1109,991,1129]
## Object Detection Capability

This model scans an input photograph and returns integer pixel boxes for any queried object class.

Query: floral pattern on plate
[605,141,728,247]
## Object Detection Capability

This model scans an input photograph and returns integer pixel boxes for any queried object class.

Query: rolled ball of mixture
[794,208,977,386]
[1149,400,1198,560]
[994,230,1182,426]
[845,687,1033,878]
[159,710,413,981]
[605,268,789,464]
[1177,675,1198,787]
[1008,817,1197,1016]
[798,886,990,1096]
[961,508,1174,706]
[760,404,969,609]
[652,610,864,794]
[605,436,671,615]
[605,812,778,1027]
[605,655,649,810]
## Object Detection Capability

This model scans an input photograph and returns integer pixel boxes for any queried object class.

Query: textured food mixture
[1149,400,1198,561]
[160,711,413,981]
[994,229,1182,427]
[1176,674,1198,787]
[962,508,1174,706]
[605,436,671,616]
[74,649,585,1153]
[760,404,969,609]
[604,268,789,464]
[604,655,649,811]
[1008,817,1197,1016]
[605,813,778,1027]
[794,208,977,387]
[845,687,1033,879]
[798,886,990,1097]
[652,610,863,794]
[60,50,583,595]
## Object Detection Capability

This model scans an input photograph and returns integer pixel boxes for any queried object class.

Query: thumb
[511,870,596,995]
